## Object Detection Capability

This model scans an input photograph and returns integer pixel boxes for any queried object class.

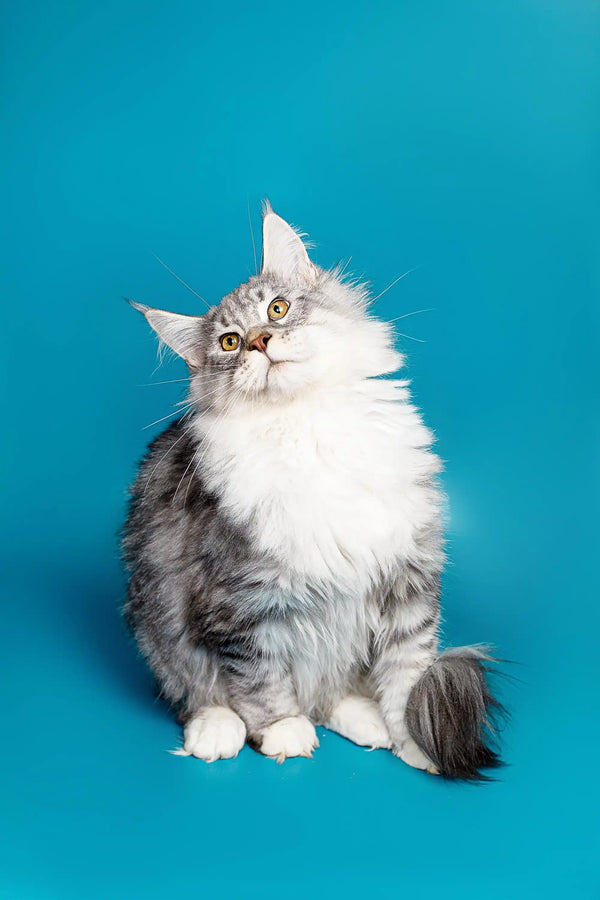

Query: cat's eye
[267,298,290,320]
[220,333,240,351]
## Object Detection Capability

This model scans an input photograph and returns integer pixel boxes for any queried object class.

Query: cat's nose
[247,332,272,353]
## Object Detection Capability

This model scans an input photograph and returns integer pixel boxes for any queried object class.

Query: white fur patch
[194,359,441,713]
[396,736,439,775]
[177,251,444,728]
[174,707,246,762]
[326,695,391,749]
[198,378,439,586]
[260,715,319,763]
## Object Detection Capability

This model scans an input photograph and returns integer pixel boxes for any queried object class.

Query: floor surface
[1,1,598,897]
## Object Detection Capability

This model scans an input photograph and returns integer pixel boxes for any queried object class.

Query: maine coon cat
[122,203,503,779]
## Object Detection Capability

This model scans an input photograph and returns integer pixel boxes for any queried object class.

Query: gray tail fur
[405,646,506,781]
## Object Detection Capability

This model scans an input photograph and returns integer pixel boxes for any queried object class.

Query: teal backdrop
[1,1,599,898]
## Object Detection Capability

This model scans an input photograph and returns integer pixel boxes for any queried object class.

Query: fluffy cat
[122,203,503,779]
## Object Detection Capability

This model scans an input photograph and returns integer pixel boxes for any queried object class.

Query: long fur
[122,205,505,776]
[406,647,505,780]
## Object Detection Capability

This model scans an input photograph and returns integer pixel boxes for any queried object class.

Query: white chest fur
[197,380,440,585]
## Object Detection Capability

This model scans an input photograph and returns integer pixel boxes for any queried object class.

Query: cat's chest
[201,392,436,579]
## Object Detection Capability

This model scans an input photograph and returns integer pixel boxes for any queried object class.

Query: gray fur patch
[405,646,506,780]
[122,210,506,774]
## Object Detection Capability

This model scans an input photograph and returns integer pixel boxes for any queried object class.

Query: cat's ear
[261,202,316,283]
[129,301,204,367]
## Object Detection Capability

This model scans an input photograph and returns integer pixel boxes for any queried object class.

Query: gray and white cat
[122,203,503,779]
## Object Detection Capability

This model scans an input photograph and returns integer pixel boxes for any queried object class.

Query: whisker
[394,330,426,343]
[195,386,245,450]
[153,254,212,310]
[371,266,422,304]
[178,387,245,505]
[193,383,235,405]
[180,386,246,504]
[142,415,195,497]
[143,403,194,430]
[138,377,190,387]
[173,439,201,503]
[388,307,435,323]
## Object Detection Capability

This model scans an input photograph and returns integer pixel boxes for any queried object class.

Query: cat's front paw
[395,736,439,775]
[174,707,246,762]
[260,715,319,763]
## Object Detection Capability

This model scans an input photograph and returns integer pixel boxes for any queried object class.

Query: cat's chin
[233,364,304,402]
[265,359,288,379]
[260,362,292,396]
[264,359,313,398]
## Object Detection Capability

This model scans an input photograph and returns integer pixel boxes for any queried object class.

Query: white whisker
[180,385,247,505]
[388,308,435,323]
[142,415,195,497]
[371,266,422,304]
[143,403,194,430]
[153,254,212,310]
[394,331,426,343]
[138,377,191,387]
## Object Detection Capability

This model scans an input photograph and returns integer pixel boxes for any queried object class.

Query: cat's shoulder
[145,417,190,457]
[134,417,206,502]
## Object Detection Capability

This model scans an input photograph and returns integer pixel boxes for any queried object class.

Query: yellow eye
[220,333,240,351]
[267,298,290,320]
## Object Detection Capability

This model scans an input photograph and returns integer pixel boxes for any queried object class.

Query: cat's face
[132,206,400,409]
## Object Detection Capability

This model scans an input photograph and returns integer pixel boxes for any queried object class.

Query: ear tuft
[127,298,150,314]
[261,205,315,283]
[130,301,204,367]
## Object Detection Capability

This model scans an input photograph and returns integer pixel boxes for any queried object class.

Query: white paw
[396,736,439,775]
[326,696,392,750]
[260,715,319,763]
[173,707,246,762]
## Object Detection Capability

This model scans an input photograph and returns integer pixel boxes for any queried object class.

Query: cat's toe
[396,736,439,775]
[260,715,319,763]
[176,707,246,762]
[326,696,392,749]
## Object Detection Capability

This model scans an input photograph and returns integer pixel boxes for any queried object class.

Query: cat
[122,202,504,779]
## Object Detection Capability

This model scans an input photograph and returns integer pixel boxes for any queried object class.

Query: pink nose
[248,333,271,353]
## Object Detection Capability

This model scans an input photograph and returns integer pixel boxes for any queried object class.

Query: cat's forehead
[210,275,289,325]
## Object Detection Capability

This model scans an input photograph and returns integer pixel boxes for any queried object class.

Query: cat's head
[131,204,401,408]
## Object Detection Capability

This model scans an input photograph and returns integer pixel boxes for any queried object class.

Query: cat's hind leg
[173,707,246,762]
[325,695,392,750]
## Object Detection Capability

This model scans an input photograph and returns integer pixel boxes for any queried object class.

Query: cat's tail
[405,646,506,781]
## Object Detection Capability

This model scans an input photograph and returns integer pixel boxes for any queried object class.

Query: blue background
[1,1,599,897]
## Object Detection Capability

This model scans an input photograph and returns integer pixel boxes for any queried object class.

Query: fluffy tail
[405,646,506,781]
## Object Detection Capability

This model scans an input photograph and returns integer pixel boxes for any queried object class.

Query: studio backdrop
[1,2,598,899]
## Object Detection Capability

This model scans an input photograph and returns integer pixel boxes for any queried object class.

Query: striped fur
[122,206,504,777]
